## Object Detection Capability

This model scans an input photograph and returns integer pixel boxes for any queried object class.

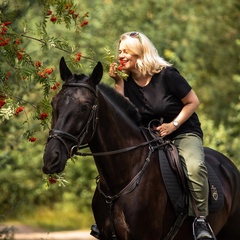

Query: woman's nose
[118,52,125,59]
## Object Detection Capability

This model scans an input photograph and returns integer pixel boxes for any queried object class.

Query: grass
[14,203,94,232]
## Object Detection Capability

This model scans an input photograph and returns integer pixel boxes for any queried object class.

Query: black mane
[98,84,142,126]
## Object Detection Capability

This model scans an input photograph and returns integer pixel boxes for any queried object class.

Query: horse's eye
[81,105,88,113]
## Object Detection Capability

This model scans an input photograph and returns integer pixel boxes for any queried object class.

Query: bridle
[48,87,166,159]
[47,80,99,159]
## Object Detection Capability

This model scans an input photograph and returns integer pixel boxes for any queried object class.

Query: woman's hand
[109,63,123,83]
[109,63,124,95]
[156,123,176,137]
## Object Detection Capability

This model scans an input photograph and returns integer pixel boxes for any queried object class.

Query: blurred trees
[0,0,97,228]
[80,0,240,163]
[0,0,239,229]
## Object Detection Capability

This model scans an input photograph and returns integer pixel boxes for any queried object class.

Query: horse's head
[42,57,103,174]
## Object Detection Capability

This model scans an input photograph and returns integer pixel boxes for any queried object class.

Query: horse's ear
[59,57,72,82]
[91,62,103,85]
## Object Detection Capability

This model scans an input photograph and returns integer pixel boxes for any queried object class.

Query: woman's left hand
[156,123,176,137]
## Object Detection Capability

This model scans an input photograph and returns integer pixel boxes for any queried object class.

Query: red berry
[49,176,57,184]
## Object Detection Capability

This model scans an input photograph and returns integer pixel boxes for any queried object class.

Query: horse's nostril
[42,164,59,175]
[42,165,50,174]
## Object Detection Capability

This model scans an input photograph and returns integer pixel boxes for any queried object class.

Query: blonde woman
[108,32,214,240]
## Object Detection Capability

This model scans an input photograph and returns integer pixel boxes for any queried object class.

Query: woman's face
[118,41,138,72]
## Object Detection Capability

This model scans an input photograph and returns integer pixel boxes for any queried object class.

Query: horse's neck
[89,93,146,191]
[95,91,141,144]
[90,100,141,152]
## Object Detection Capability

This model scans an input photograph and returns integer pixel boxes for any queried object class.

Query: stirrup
[192,217,216,240]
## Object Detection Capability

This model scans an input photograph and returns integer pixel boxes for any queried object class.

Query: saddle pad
[206,161,224,211]
[158,150,224,215]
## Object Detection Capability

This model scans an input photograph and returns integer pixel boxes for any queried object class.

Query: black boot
[90,224,100,239]
[193,216,216,240]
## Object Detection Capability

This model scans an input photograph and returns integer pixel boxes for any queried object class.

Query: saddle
[164,141,187,192]
[160,140,224,215]
[146,120,224,215]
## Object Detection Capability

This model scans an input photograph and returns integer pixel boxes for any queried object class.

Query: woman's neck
[132,73,152,87]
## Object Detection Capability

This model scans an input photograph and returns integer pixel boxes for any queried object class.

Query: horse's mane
[98,84,142,126]
[70,73,142,125]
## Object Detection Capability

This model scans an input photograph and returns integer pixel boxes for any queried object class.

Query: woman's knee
[184,161,208,183]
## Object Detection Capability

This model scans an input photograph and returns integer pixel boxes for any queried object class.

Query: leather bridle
[47,81,98,159]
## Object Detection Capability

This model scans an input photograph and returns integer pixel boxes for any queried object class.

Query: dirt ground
[1,223,95,240]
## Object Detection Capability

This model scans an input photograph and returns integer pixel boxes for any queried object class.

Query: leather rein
[47,81,165,159]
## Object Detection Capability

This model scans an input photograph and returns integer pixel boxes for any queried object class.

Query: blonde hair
[118,32,172,76]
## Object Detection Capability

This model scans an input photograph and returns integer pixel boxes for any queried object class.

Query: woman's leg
[173,133,208,217]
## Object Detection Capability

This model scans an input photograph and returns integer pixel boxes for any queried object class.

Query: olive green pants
[172,133,208,217]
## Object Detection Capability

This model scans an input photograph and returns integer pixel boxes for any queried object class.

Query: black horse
[43,57,240,240]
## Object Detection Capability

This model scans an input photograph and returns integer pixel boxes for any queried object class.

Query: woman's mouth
[120,60,127,66]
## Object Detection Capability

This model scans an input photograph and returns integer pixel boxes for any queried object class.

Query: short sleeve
[163,67,192,99]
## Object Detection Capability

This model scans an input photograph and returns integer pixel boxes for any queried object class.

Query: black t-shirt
[124,67,203,140]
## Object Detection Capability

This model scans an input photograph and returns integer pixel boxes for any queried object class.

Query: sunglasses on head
[127,32,142,43]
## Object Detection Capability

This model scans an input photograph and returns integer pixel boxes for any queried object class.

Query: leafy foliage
[0,0,93,138]
[0,0,239,231]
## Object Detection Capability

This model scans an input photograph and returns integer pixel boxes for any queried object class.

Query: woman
[107,32,214,240]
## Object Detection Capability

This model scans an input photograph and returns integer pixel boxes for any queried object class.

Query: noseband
[48,81,98,158]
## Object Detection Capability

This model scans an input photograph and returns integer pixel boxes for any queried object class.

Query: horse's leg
[114,192,166,239]
[114,162,173,240]
[92,187,111,240]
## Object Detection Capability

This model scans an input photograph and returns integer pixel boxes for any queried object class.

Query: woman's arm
[173,89,200,126]
[157,89,200,137]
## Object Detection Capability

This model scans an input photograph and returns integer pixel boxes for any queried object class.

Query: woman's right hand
[109,63,125,95]
[109,63,123,83]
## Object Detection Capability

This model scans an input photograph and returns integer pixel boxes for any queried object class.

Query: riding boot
[90,224,100,239]
[193,216,216,240]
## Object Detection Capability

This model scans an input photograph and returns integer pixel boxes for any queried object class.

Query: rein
[75,137,166,156]
[48,80,166,159]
